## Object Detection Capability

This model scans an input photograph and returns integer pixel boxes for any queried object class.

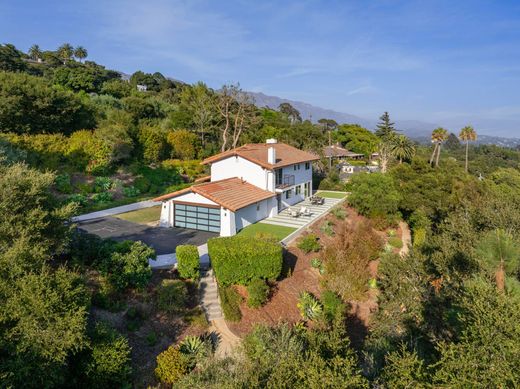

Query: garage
[173,203,221,233]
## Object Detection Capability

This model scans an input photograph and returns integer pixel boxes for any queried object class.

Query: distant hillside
[247,91,520,148]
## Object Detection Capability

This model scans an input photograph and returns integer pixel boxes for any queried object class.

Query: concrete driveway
[77,217,217,255]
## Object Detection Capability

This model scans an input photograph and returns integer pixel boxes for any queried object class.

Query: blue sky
[1,0,520,137]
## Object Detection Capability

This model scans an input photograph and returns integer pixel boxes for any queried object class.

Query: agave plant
[310,258,322,269]
[179,335,204,356]
[297,292,323,321]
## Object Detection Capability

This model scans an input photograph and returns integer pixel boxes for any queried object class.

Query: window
[305,162,310,170]
[297,164,300,170]
[275,169,283,185]
[296,185,301,195]
[294,164,297,171]
[285,189,292,199]
[256,203,260,211]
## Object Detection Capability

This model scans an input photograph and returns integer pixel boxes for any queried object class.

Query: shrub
[155,345,190,385]
[125,306,145,332]
[311,258,322,269]
[321,290,346,321]
[388,237,403,249]
[101,241,155,291]
[320,220,335,236]
[55,173,73,194]
[348,172,402,222]
[183,307,209,329]
[133,176,151,193]
[122,185,140,197]
[67,193,88,207]
[146,331,158,346]
[323,220,383,300]
[85,322,132,388]
[94,176,113,192]
[208,236,283,286]
[247,279,270,308]
[176,245,200,280]
[69,231,112,266]
[331,206,347,220]
[157,279,187,313]
[297,291,323,321]
[219,286,242,322]
[91,192,113,203]
[297,233,321,254]
[387,229,397,237]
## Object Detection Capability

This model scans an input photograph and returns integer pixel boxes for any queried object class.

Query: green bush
[157,279,187,313]
[331,206,347,220]
[387,229,397,237]
[134,176,151,193]
[85,322,132,388]
[67,193,88,207]
[94,176,113,192]
[219,286,242,322]
[297,234,321,253]
[146,331,158,346]
[122,186,140,197]
[155,345,190,385]
[91,192,113,203]
[101,241,155,291]
[247,279,270,308]
[176,245,200,280]
[55,173,73,194]
[208,236,283,286]
[321,290,346,321]
[388,237,403,249]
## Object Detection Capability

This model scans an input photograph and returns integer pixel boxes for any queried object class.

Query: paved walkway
[72,200,161,222]
[399,221,411,257]
[260,197,343,229]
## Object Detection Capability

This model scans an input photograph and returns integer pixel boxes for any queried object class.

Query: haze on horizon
[1,0,520,137]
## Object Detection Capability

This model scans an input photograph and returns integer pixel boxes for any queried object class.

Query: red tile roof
[323,145,364,158]
[202,142,319,169]
[153,177,275,212]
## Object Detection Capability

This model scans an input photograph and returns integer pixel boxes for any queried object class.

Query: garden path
[399,221,411,257]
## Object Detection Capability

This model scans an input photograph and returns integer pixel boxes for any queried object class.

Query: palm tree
[459,125,477,173]
[477,229,520,292]
[74,46,88,63]
[57,43,73,64]
[391,135,416,164]
[28,44,42,61]
[430,127,448,167]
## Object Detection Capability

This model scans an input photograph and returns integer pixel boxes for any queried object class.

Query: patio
[259,195,344,229]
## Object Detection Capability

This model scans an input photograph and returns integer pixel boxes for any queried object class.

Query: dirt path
[399,221,411,257]
[209,318,241,357]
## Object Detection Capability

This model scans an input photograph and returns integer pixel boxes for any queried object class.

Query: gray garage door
[174,204,220,233]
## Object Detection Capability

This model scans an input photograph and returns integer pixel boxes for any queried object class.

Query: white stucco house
[154,139,319,236]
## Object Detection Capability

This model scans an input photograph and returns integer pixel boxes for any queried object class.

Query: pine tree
[375,111,397,139]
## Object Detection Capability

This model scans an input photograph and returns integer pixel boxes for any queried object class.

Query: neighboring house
[323,144,364,161]
[338,162,380,181]
[155,139,319,236]
[136,84,147,92]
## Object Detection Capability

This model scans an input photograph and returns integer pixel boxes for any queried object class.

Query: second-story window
[275,169,283,185]
[305,162,310,170]
[294,164,297,171]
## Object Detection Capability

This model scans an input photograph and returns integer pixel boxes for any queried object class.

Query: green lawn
[238,223,297,241]
[114,206,162,225]
[316,191,348,199]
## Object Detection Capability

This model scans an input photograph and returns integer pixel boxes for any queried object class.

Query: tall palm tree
[391,134,416,164]
[477,229,520,292]
[28,44,42,61]
[430,127,448,167]
[459,125,477,173]
[74,46,88,63]
[57,43,73,64]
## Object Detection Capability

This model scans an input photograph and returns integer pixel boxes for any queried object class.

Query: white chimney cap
[266,138,277,144]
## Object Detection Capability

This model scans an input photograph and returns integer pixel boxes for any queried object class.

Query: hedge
[207,236,283,286]
[176,245,200,280]
[219,286,242,322]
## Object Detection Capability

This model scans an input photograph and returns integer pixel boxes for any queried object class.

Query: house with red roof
[154,139,319,236]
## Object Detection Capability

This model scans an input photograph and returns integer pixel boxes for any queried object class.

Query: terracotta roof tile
[202,142,319,169]
[153,177,275,212]
[323,145,364,158]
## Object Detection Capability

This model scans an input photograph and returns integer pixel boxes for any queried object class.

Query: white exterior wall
[234,197,277,232]
[211,156,269,190]
[220,207,236,236]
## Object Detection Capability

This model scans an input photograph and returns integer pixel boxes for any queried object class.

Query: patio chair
[289,208,300,217]
[301,206,312,217]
